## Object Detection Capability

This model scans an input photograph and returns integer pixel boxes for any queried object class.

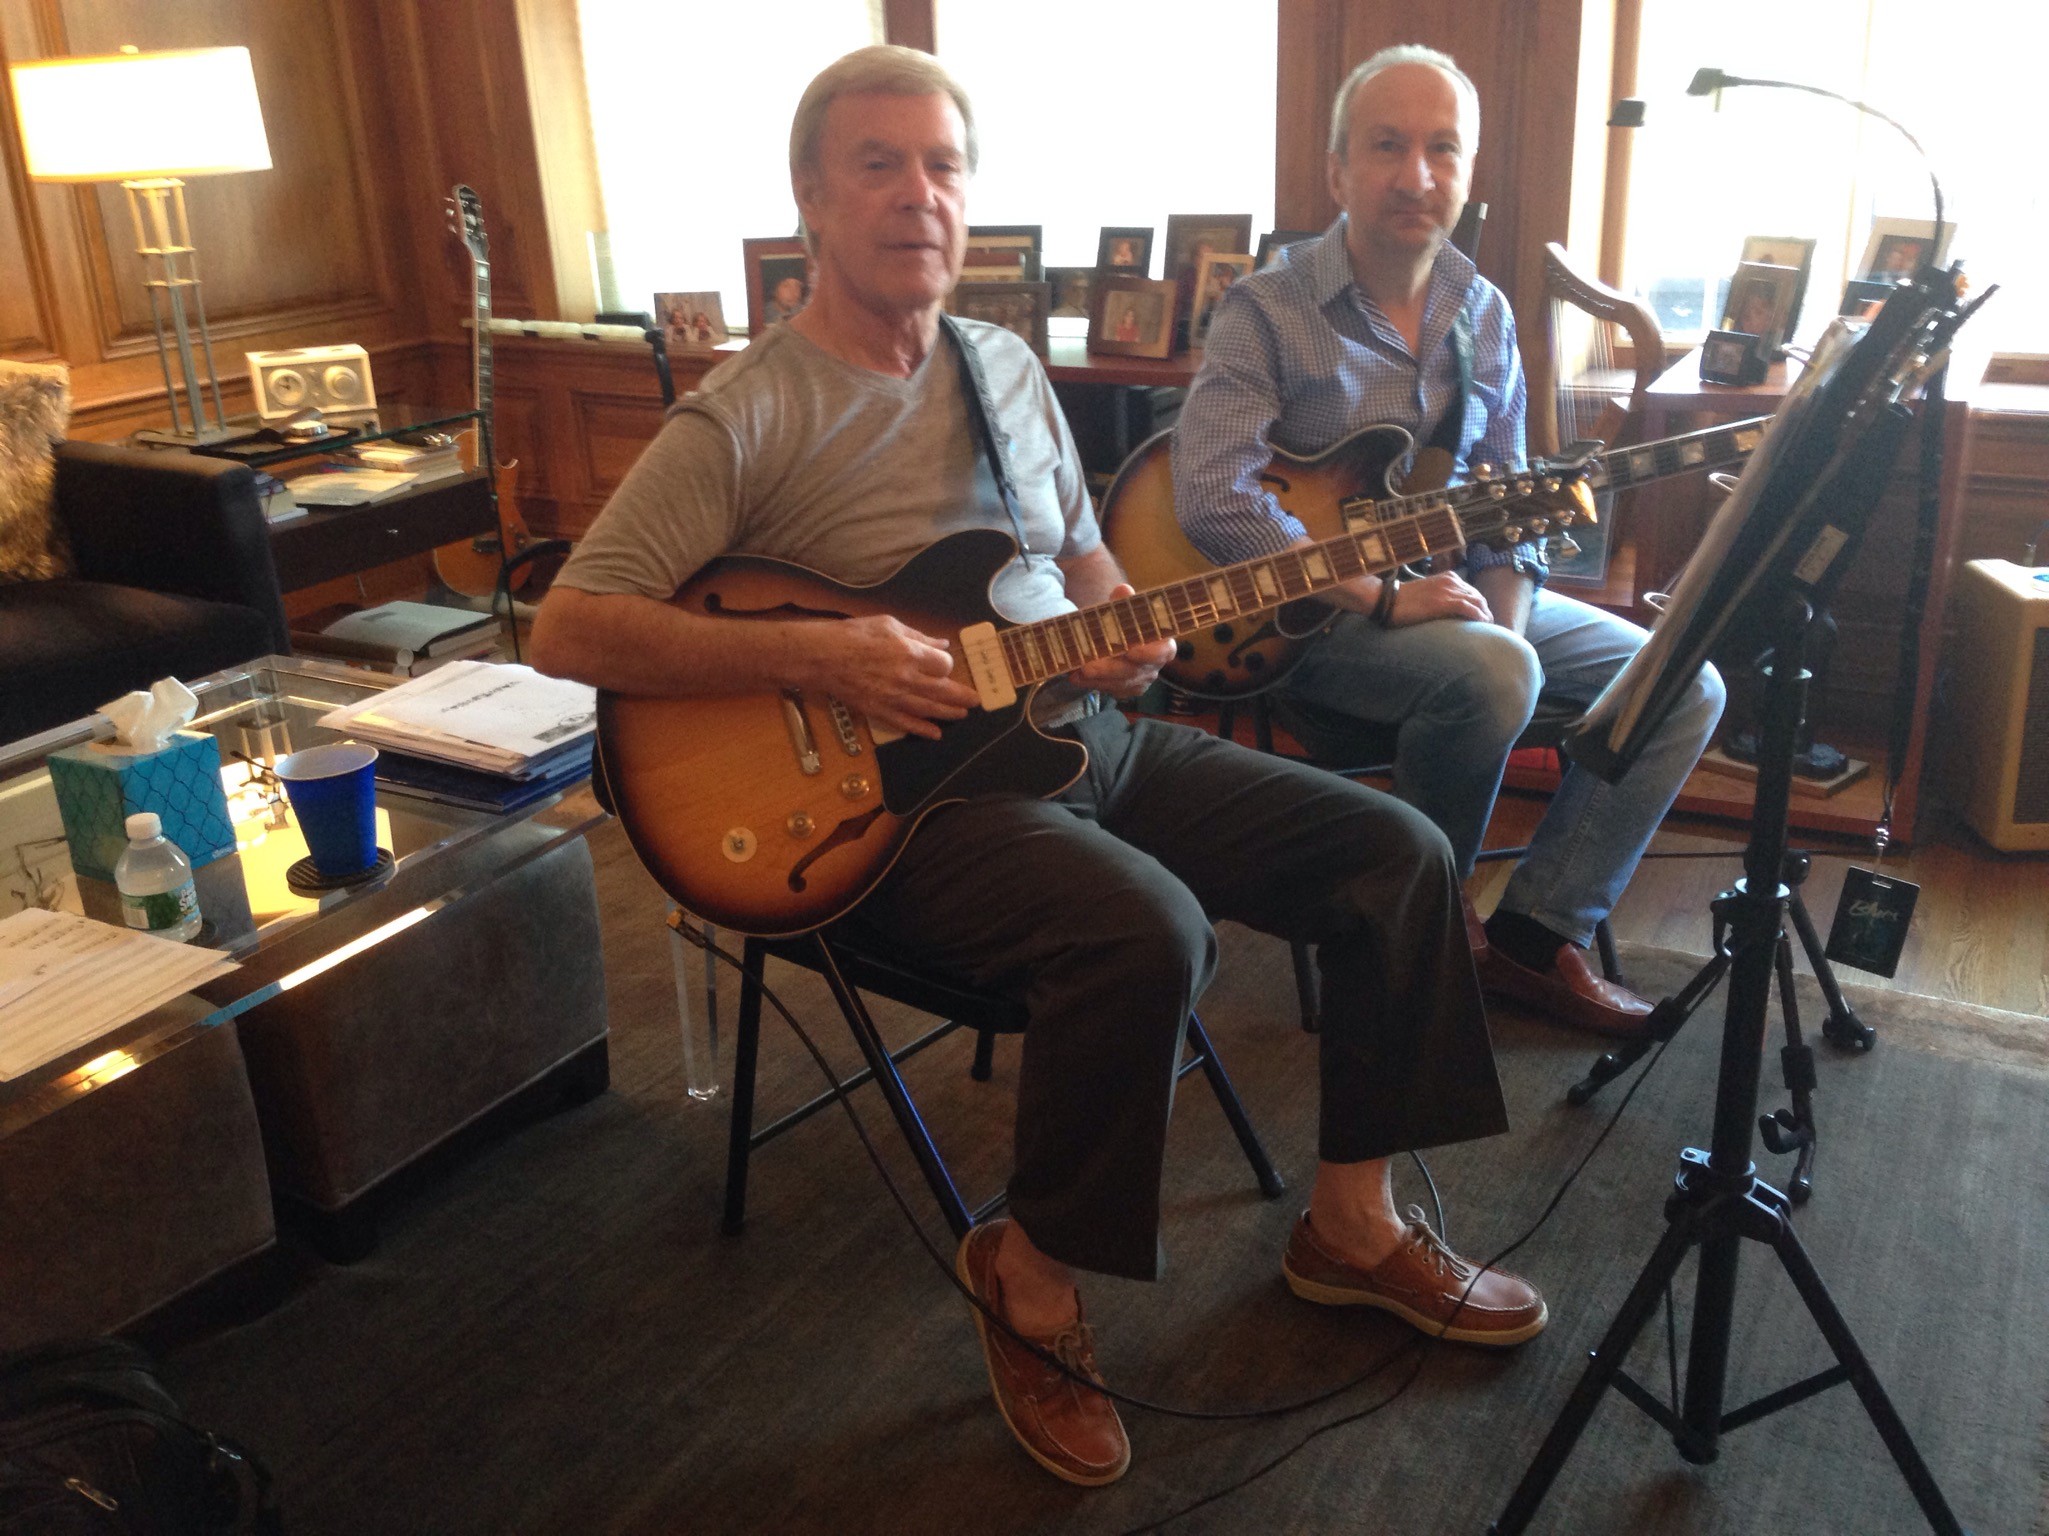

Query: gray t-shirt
[554,319,1099,624]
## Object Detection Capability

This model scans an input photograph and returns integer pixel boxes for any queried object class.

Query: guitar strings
[670,916,1671,1467]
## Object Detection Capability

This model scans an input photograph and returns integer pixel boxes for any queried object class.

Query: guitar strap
[938,312,1040,559]
[1424,289,1477,459]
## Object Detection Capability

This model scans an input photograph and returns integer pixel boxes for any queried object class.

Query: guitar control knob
[786,812,815,839]
[840,774,871,800]
[722,828,757,863]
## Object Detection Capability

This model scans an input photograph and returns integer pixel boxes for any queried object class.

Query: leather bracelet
[1370,574,1401,628]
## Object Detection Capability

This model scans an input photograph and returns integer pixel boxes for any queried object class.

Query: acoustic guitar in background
[433,184,552,599]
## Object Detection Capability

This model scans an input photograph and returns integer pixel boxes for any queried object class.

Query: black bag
[0,1339,279,1534]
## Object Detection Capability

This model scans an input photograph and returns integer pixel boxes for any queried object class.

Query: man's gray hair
[789,44,979,179]
[1327,44,1480,159]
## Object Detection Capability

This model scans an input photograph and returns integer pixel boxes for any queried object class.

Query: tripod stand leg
[1790,888,1875,1050]
[1770,1222,1968,1535]
[1490,1211,1702,1534]
[1757,933,1819,1201]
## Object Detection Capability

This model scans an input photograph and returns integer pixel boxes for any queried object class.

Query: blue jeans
[1280,589,1725,945]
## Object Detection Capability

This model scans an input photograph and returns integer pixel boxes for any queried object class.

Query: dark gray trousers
[858,709,1507,1280]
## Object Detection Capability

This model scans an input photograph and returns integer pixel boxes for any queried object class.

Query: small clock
[1699,329,1768,386]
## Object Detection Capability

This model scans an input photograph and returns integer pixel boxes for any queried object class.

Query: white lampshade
[10,46,271,182]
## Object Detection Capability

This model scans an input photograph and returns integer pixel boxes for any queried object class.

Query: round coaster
[285,848,394,895]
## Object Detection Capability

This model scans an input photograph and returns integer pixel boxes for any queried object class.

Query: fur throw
[0,358,74,582]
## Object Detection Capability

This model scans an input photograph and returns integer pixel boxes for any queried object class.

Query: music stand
[1491,269,1984,1535]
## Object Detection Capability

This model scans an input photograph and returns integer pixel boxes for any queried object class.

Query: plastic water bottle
[115,812,203,942]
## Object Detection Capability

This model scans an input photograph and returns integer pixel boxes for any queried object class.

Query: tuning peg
[1502,525,1523,544]
[1549,534,1582,559]
[1472,461,1496,480]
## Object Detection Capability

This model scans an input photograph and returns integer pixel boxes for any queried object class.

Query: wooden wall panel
[1,0,428,432]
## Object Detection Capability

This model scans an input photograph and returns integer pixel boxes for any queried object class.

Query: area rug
[162,822,2049,1535]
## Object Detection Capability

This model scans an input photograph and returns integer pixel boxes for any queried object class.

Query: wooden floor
[1474,788,2049,1019]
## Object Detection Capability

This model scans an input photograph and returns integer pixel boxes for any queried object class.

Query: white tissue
[98,678,199,755]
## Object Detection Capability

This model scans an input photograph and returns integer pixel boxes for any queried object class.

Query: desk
[1626,351,1975,843]
[1042,334,1202,388]
[163,404,500,593]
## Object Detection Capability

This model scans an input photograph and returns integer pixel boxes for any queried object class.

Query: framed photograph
[948,280,1050,359]
[963,224,1042,283]
[653,291,728,352]
[1046,266,1096,320]
[1838,278,1894,320]
[1088,275,1176,358]
[1738,235,1815,340]
[1719,261,1800,357]
[743,237,811,335]
[1255,228,1320,269]
[1189,251,1254,346]
[1162,214,1253,280]
[1698,328,1769,386]
[1854,217,1955,282]
[1096,226,1154,276]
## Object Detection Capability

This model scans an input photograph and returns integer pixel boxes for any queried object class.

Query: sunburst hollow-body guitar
[1101,417,1768,698]
[602,458,1610,937]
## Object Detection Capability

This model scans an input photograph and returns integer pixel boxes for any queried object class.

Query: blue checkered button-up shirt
[1171,219,1543,580]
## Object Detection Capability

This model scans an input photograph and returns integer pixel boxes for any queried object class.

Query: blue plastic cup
[276,742,380,876]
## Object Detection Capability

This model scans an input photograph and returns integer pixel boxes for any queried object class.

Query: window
[575,0,881,323]
[931,0,1277,269]
[1620,0,2049,353]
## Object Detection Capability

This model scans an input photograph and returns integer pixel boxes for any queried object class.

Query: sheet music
[0,908,238,1081]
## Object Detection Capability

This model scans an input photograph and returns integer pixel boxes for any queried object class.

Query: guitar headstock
[1456,462,1599,554]
[447,184,486,262]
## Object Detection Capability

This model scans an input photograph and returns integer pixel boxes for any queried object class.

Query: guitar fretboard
[996,415,1768,689]
[1592,418,1766,493]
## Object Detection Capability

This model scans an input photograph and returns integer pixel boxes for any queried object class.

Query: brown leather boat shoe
[956,1220,1130,1486]
[1283,1207,1548,1347]
[1476,940,1655,1038]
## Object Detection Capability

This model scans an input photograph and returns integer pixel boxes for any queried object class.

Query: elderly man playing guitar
[1172,44,1726,1038]
[531,45,1544,1488]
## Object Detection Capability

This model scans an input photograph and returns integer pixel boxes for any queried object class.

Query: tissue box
[49,730,237,881]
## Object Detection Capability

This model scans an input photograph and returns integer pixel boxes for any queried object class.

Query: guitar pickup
[957,623,1017,710]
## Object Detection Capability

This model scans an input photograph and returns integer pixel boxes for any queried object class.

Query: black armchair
[0,442,290,741]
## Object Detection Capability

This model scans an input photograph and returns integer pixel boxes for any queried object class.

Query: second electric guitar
[1100,417,1769,697]
[601,460,1599,937]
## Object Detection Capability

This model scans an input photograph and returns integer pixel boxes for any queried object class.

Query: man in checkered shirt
[1174,45,1725,1036]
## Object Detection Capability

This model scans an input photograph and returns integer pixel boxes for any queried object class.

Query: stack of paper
[318,661,596,778]
[284,467,419,506]
[0,908,238,1081]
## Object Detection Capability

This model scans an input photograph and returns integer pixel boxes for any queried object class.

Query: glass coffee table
[0,654,604,1138]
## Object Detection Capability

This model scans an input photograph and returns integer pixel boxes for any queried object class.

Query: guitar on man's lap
[1099,416,1769,698]
[600,456,1609,938]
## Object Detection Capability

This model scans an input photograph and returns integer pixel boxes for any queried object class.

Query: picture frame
[1095,226,1154,276]
[1698,328,1769,386]
[963,224,1042,283]
[1189,251,1254,346]
[1045,266,1096,321]
[653,291,729,352]
[1162,214,1253,281]
[1088,275,1176,359]
[743,237,811,335]
[1854,216,1955,283]
[1719,261,1800,358]
[1837,278,1894,320]
[948,280,1050,359]
[1255,228,1320,269]
[1737,235,1815,342]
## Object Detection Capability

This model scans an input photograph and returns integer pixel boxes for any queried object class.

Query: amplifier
[1949,559,2049,851]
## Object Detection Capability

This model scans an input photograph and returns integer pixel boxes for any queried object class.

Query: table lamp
[9,45,272,445]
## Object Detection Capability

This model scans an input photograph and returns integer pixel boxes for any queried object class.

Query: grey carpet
[164,820,2049,1535]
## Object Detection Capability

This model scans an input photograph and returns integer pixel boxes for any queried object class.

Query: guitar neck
[472,258,493,454]
[994,416,1771,690]
[997,489,1506,689]
[1591,417,1766,493]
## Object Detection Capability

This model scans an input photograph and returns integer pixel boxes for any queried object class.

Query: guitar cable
[670,917,1673,1463]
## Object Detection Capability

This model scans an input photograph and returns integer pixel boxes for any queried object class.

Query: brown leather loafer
[1283,1208,1548,1347]
[1476,941,1654,1038]
[956,1220,1130,1486]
